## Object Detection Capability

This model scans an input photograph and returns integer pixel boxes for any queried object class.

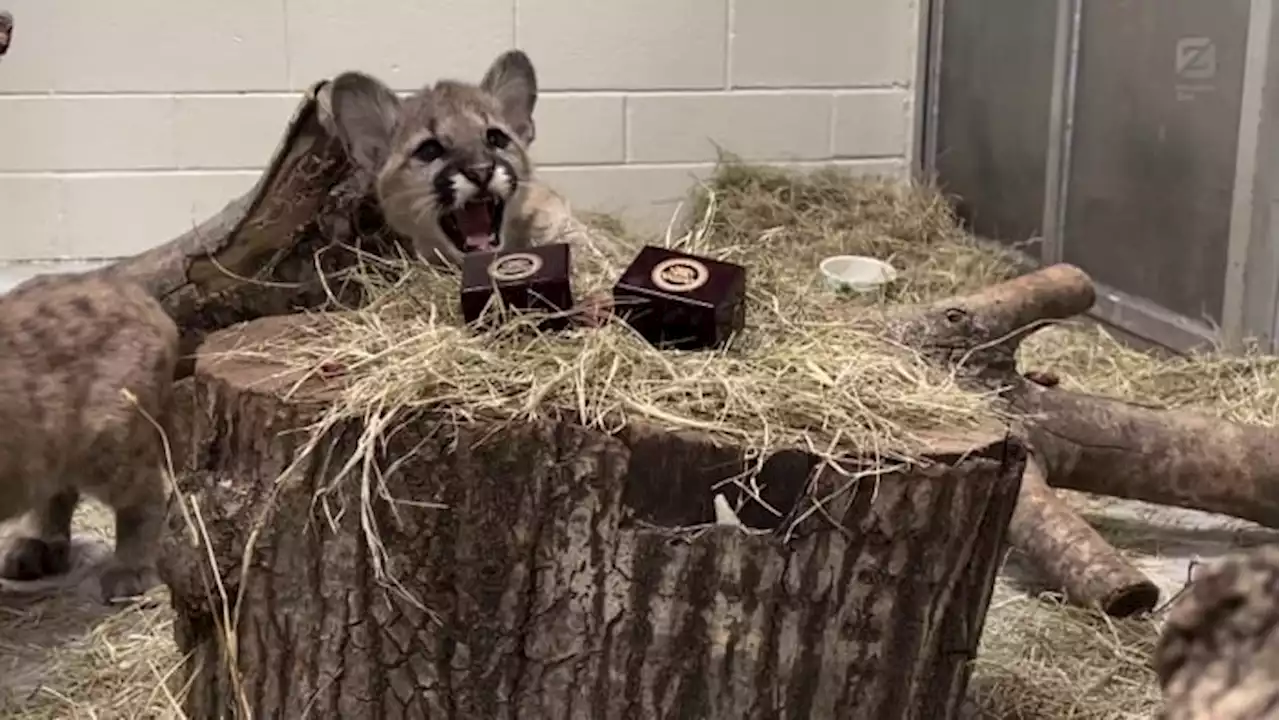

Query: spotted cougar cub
[329,50,544,266]
[0,273,178,603]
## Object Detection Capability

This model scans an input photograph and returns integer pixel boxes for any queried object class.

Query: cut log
[891,263,1159,615]
[1010,382,1279,529]
[1154,543,1279,720]
[898,262,1278,528]
[1006,460,1158,617]
[889,262,1097,384]
[158,314,1025,720]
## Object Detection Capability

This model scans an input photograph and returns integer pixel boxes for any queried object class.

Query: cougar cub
[0,273,178,603]
[329,50,541,266]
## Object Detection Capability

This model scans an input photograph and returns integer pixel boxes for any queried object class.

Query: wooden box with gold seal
[611,245,747,350]
[460,243,574,330]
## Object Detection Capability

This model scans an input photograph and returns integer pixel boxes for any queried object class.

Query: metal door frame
[916,0,945,182]
[1221,0,1277,350]
[916,0,1279,353]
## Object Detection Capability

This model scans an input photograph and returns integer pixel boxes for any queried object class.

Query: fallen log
[1154,543,1279,720]
[158,314,1025,719]
[1011,382,1279,528]
[1006,460,1158,617]
[91,83,399,375]
[891,263,1161,615]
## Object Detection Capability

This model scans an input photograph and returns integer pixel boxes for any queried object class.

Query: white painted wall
[0,0,922,264]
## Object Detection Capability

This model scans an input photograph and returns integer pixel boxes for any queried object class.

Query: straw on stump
[1154,543,1279,720]
[157,314,1026,719]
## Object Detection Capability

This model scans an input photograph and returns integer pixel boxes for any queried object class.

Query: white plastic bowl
[819,255,899,293]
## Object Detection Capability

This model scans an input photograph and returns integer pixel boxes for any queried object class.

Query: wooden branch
[892,263,1156,615]
[1011,382,1279,528]
[1007,460,1158,616]
[892,263,1096,383]
[1154,544,1278,719]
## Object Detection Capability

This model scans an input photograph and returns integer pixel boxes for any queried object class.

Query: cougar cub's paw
[99,564,158,604]
[0,536,71,580]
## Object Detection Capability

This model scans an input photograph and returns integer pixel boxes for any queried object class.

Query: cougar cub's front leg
[97,467,165,603]
[0,488,80,580]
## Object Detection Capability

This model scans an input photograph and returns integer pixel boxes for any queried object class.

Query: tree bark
[158,314,1026,720]
[1010,382,1279,528]
[1155,543,1279,720]
[1006,460,1158,617]
[890,263,1161,615]
[89,82,405,376]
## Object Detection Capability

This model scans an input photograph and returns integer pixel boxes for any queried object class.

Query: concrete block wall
[0,0,922,264]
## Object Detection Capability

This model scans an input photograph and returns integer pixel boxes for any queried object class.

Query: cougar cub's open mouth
[442,195,504,253]
[328,49,541,266]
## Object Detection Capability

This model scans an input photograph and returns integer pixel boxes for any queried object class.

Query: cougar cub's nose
[459,164,495,190]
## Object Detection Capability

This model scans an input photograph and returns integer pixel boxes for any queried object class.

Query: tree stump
[158,314,1026,720]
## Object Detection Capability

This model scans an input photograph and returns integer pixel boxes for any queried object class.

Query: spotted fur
[0,273,178,603]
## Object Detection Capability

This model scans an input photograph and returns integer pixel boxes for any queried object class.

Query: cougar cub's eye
[414,138,445,163]
[485,128,511,150]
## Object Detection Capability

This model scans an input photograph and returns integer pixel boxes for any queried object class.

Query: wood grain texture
[157,315,1026,720]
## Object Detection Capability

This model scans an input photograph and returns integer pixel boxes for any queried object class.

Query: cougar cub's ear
[329,71,402,173]
[480,50,538,145]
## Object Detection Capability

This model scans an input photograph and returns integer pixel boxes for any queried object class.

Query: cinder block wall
[0,0,922,263]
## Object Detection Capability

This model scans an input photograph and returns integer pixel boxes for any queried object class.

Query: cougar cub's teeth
[443,196,504,253]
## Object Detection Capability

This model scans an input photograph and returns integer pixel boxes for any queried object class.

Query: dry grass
[0,504,185,720]
[1021,324,1278,427]
[256,165,1023,470]
[0,160,1275,719]
[971,584,1166,719]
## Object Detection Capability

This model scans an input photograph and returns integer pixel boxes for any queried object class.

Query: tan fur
[329,49,587,266]
[0,273,178,603]
[0,11,13,60]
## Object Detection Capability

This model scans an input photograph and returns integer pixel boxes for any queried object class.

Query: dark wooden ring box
[611,245,747,350]
[460,243,575,331]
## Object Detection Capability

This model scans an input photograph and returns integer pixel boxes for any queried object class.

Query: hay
[1021,324,1279,427]
[252,166,1022,472]
[0,503,185,720]
[0,161,1275,719]
[971,584,1164,719]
